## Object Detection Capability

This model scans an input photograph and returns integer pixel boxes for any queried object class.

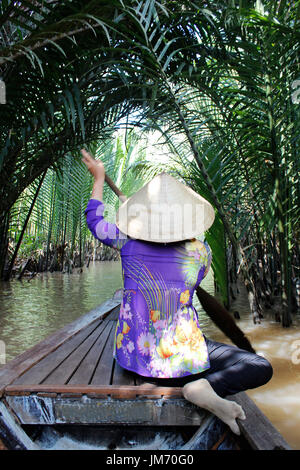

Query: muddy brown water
[0,261,299,449]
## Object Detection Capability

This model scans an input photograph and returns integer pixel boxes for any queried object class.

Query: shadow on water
[0,261,299,449]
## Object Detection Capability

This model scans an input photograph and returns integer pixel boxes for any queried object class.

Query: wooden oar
[104,174,127,203]
[196,286,255,353]
[104,173,255,354]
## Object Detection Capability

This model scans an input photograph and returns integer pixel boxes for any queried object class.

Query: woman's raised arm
[81,148,105,201]
[81,149,128,251]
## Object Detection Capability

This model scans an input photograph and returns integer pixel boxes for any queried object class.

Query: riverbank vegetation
[0,0,299,326]
[6,132,148,278]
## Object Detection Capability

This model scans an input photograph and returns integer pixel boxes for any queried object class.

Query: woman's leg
[182,378,246,435]
[201,337,273,398]
[182,338,273,434]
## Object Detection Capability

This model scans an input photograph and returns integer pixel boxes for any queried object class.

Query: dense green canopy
[0,0,299,326]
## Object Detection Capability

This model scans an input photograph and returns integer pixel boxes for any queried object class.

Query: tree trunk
[4,170,47,281]
[0,211,10,279]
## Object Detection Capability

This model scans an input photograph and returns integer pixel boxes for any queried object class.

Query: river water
[0,261,299,449]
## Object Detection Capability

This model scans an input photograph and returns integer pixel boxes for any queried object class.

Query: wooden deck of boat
[0,298,183,401]
[0,297,292,450]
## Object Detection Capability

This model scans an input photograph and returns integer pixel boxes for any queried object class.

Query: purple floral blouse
[85,198,212,379]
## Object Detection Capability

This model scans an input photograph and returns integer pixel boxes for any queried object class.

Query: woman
[82,149,273,435]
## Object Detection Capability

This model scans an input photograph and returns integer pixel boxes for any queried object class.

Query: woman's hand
[81,148,105,181]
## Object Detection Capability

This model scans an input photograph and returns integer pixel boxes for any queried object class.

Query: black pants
[138,337,273,398]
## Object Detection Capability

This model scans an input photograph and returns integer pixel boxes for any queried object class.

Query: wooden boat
[0,294,291,451]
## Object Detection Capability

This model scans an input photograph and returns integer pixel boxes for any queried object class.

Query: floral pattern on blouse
[85,199,212,379]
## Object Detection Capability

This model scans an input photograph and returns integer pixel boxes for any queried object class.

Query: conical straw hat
[116,172,215,243]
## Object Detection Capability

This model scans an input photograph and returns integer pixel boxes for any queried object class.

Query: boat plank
[42,319,111,385]
[0,401,38,449]
[5,394,202,426]
[4,384,183,398]
[0,299,121,396]
[68,321,113,385]
[12,320,103,385]
[90,322,116,385]
[227,392,291,450]
[134,375,152,387]
[108,305,120,321]
[112,360,135,386]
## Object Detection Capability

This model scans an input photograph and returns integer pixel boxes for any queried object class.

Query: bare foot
[183,378,246,435]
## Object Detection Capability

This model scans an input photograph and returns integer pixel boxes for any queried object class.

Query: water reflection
[0,262,299,449]
[0,261,123,362]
